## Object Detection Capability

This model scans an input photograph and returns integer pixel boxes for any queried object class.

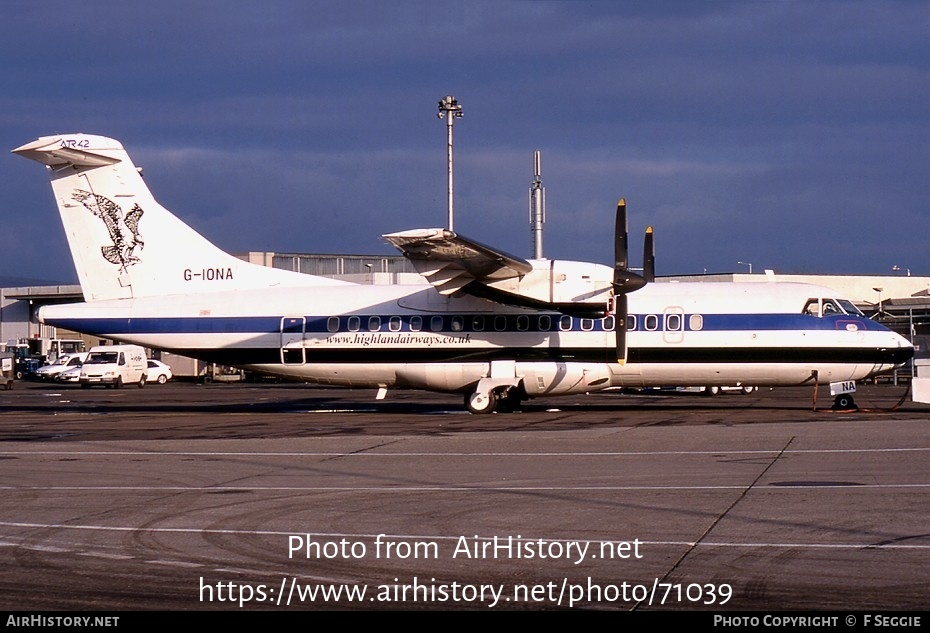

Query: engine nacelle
[518,362,612,396]
[395,362,488,392]
[485,259,613,305]
[395,360,613,398]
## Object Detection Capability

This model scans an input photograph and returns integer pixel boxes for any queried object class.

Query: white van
[79,345,148,388]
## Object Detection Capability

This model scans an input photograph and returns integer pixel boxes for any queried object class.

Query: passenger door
[280,317,306,364]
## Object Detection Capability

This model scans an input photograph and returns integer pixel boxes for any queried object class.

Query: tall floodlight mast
[437,95,463,230]
[529,150,546,259]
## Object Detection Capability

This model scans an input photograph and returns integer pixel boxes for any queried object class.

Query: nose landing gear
[832,393,858,411]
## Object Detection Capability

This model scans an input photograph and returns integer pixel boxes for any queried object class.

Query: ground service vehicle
[0,352,13,389]
[7,345,42,380]
[79,344,148,388]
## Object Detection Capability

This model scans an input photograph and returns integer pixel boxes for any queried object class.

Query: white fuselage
[16,133,914,410]
[38,280,913,398]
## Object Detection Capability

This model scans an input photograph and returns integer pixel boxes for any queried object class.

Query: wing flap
[420,264,475,296]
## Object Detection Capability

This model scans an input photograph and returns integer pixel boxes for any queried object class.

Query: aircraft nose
[889,337,915,365]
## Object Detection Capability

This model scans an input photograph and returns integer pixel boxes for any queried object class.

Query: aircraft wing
[383,229,533,296]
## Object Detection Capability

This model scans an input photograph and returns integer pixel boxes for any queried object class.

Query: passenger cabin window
[626,315,637,331]
[644,315,659,331]
[430,316,444,331]
[559,315,572,331]
[451,316,464,332]
[389,316,402,332]
[327,316,340,332]
[494,316,507,331]
[472,316,485,331]
[603,315,615,331]
[666,314,682,331]
[409,316,422,332]
[517,315,529,331]
[368,316,381,332]
[539,315,551,331]
[689,314,703,331]
[348,316,360,332]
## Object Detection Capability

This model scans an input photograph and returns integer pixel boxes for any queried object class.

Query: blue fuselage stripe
[43,313,886,335]
[40,312,912,367]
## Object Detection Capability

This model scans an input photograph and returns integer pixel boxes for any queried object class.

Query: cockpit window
[804,297,854,318]
[821,300,841,316]
[838,299,864,316]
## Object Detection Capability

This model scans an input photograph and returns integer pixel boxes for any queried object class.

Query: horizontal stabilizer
[12,136,121,168]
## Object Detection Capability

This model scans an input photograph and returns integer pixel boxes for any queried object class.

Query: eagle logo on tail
[72,189,145,273]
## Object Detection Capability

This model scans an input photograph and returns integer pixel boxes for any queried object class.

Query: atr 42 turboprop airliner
[12,134,913,413]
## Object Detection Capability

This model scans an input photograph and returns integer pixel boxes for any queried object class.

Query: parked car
[146,359,173,384]
[56,364,82,383]
[34,353,88,381]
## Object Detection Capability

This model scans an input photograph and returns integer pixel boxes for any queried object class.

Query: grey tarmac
[0,380,927,611]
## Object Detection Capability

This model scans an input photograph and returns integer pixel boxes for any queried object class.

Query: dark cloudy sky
[1,1,927,284]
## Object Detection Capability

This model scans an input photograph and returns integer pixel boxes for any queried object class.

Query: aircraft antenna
[529,150,546,259]
[437,95,463,231]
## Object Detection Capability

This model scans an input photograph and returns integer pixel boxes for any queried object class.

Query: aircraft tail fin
[13,134,350,301]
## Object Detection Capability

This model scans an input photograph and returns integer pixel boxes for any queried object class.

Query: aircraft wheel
[832,394,857,411]
[465,390,497,414]
[703,386,720,397]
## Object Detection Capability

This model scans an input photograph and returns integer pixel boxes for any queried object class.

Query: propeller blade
[615,293,627,363]
[612,198,649,363]
[613,199,646,294]
[614,199,629,277]
[643,226,655,283]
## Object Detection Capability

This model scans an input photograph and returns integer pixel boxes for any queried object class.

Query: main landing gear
[464,386,525,414]
[465,390,496,414]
